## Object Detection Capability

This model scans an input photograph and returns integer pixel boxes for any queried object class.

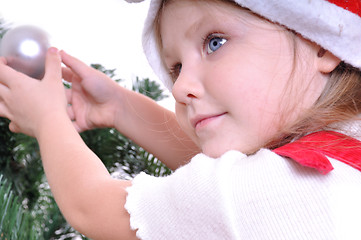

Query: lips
[191,113,226,130]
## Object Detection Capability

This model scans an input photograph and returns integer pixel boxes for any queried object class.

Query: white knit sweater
[125,129,361,239]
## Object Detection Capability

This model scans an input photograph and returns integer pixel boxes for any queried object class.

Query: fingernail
[49,47,59,53]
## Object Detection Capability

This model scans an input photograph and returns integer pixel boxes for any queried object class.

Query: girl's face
[160,0,328,157]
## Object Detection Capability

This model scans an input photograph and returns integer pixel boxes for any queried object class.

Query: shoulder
[184,148,285,171]
[125,149,361,239]
[186,148,324,179]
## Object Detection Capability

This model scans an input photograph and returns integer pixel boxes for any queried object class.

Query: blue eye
[207,37,227,54]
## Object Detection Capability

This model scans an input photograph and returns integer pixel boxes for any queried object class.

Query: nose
[172,65,203,105]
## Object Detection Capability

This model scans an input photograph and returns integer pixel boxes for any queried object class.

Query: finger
[0,61,24,88]
[62,67,73,81]
[0,81,10,94]
[0,57,7,64]
[60,50,92,78]
[9,121,20,133]
[62,67,79,83]
[65,88,72,103]
[67,104,75,121]
[72,121,83,133]
[0,103,11,119]
[43,47,62,82]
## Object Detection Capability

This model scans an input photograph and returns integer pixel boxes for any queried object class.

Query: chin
[202,143,261,158]
[202,146,230,159]
[204,152,222,158]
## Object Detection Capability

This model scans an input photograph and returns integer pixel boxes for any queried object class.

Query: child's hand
[0,47,67,137]
[61,51,122,132]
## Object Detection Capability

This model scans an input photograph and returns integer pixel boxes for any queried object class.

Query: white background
[0,0,174,109]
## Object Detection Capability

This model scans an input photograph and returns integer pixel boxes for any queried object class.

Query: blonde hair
[155,0,361,150]
[266,62,361,149]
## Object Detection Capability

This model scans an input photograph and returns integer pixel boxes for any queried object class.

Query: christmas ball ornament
[0,25,50,79]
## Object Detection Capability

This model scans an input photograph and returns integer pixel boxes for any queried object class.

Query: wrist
[110,86,132,130]
[35,110,74,141]
[83,83,125,130]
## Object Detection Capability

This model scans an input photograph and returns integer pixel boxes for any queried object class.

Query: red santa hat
[126,0,361,90]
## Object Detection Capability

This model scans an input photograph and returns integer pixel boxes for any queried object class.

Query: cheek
[231,76,288,135]
[175,103,199,144]
[175,103,187,129]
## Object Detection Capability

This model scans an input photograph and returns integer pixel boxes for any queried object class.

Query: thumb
[43,47,62,81]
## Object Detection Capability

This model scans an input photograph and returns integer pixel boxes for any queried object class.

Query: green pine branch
[0,17,172,239]
[0,175,41,240]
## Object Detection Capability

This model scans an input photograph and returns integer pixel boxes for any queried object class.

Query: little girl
[0,0,360,239]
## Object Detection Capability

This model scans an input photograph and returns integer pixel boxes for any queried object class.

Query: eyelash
[169,63,182,83]
[202,32,226,54]
[168,33,227,82]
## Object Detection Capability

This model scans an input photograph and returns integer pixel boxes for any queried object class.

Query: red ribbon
[273,131,361,174]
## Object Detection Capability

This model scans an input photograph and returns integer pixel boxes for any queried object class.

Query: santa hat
[126,0,361,90]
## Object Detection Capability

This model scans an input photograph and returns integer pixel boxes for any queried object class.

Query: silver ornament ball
[0,25,50,79]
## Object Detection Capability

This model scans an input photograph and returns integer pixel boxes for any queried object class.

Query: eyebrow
[184,15,207,39]
[161,15,207,61]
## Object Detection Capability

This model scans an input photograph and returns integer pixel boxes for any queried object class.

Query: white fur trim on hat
[124,0,144,3]
[128,0,361,90]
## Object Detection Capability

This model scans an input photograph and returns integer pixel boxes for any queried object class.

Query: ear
[316,48,341,73]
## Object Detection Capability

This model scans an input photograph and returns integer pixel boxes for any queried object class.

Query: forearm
[36,113,135,239]
[37,114,107,205]
[115,87,200,170]
[0,49,135,239]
